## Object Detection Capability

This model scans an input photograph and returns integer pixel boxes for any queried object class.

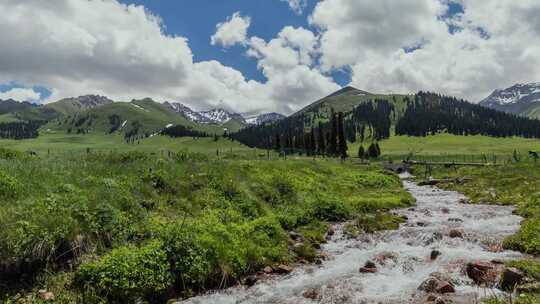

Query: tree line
[0,121,42,140]
[230,99,394,159]
[396,92,540,138]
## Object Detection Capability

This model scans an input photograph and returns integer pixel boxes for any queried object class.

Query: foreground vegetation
[0,148,413,303]
[418,161,540,303]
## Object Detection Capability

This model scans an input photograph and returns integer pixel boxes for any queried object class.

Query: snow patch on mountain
[165,101,285,126]
[245,112,286,125]
[481,83,540,106]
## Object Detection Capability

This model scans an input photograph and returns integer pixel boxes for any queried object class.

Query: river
[177,173,524,304]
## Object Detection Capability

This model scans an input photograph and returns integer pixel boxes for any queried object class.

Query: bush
[504,217,540,255]
[312,197,352,221]
[76,241,173,303]
[0,170,19,199]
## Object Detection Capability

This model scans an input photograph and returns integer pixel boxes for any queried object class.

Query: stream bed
[178,174,524,304]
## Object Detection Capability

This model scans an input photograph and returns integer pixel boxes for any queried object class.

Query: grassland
[4,132,540,160]
[0,133,262,157]
[418,161,540,303]
[0,149,413,303]
[347,133,540,161]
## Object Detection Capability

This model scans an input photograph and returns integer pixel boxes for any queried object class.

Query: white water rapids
[178,173,524,304]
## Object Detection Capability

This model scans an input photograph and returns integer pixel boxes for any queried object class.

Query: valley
[1,86,540,304]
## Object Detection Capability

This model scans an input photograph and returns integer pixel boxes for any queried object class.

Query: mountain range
[2,81,540,140]
[0,95,285,137]
[479,82,540,119]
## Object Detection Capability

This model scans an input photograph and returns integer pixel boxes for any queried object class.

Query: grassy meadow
[0,148,413,303]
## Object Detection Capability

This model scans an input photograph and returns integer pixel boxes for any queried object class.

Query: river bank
[176,173,526,304]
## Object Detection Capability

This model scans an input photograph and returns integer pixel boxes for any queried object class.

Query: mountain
[245,113,285,125]
[232,90,540,151]
[45,95,113,116]
[47,98,242,137]
[165,102,247,125]
[294,86,375,116]
[480,83,540,118]
[0,99,58,123]
[164,102,211,123]
[199,108,246,124]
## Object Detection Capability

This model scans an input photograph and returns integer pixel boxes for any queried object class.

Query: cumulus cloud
[281,0,308,15]
[309,0,540,102]
[211,12,251,48]
[0,1,338,115]
[0,88,41,102]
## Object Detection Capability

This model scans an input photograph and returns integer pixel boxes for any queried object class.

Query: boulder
[263,266,273,274]
[499,267,524,291]
[418,278,439,293]
[244,275,258,287]
[302,288,320,300]
[449,229,464,238]
[430,250,442,261]
[435,281,455,294]
[359,260,377,273]
[275,264,293,274]
[419,274,455,294]
[327,226,335,236]
[466,262,496,285]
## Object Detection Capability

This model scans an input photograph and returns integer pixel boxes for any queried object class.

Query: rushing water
[178,173,524,304]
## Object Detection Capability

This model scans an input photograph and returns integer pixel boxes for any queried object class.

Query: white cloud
[0,1,339,115]
[281,0,308,15]
[309,0,540,102]
[0,88,41,102]
[211,12,251,48]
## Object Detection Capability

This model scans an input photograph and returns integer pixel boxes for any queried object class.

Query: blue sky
[119,0,319,83]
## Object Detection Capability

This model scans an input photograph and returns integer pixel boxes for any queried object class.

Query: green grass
[349,133,540,159]
[0,151,413,303]
[0,133,260,156]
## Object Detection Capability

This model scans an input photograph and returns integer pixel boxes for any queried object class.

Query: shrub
[312,197,352,221]
[504,217,540,255]
[76,241,173,303]
[0,170,19,199]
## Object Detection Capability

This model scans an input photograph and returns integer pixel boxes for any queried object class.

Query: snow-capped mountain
[480,83,540,117]
[245,112,285,125]
[165,102,249,124]
[199,108,246,124]
[164,101,212,123]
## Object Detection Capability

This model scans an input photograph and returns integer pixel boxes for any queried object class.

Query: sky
[1,0,540,115]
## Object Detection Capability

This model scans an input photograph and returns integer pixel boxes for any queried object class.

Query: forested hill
[231,91,540,155]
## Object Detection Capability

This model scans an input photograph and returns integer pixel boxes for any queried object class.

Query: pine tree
[317,122,325,156]
[329,111,338,156]
[358,145,365,159]
[367,143,378,159]
[337,112,348,159]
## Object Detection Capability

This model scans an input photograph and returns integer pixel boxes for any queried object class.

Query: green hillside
[45,99,241,137]
[0,99,59,123]
[292,86,410,127]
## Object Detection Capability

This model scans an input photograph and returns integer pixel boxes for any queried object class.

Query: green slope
[44,95,113,116]
[45,99,239,136]
[292,86,411,128]
[0,99,60,123]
